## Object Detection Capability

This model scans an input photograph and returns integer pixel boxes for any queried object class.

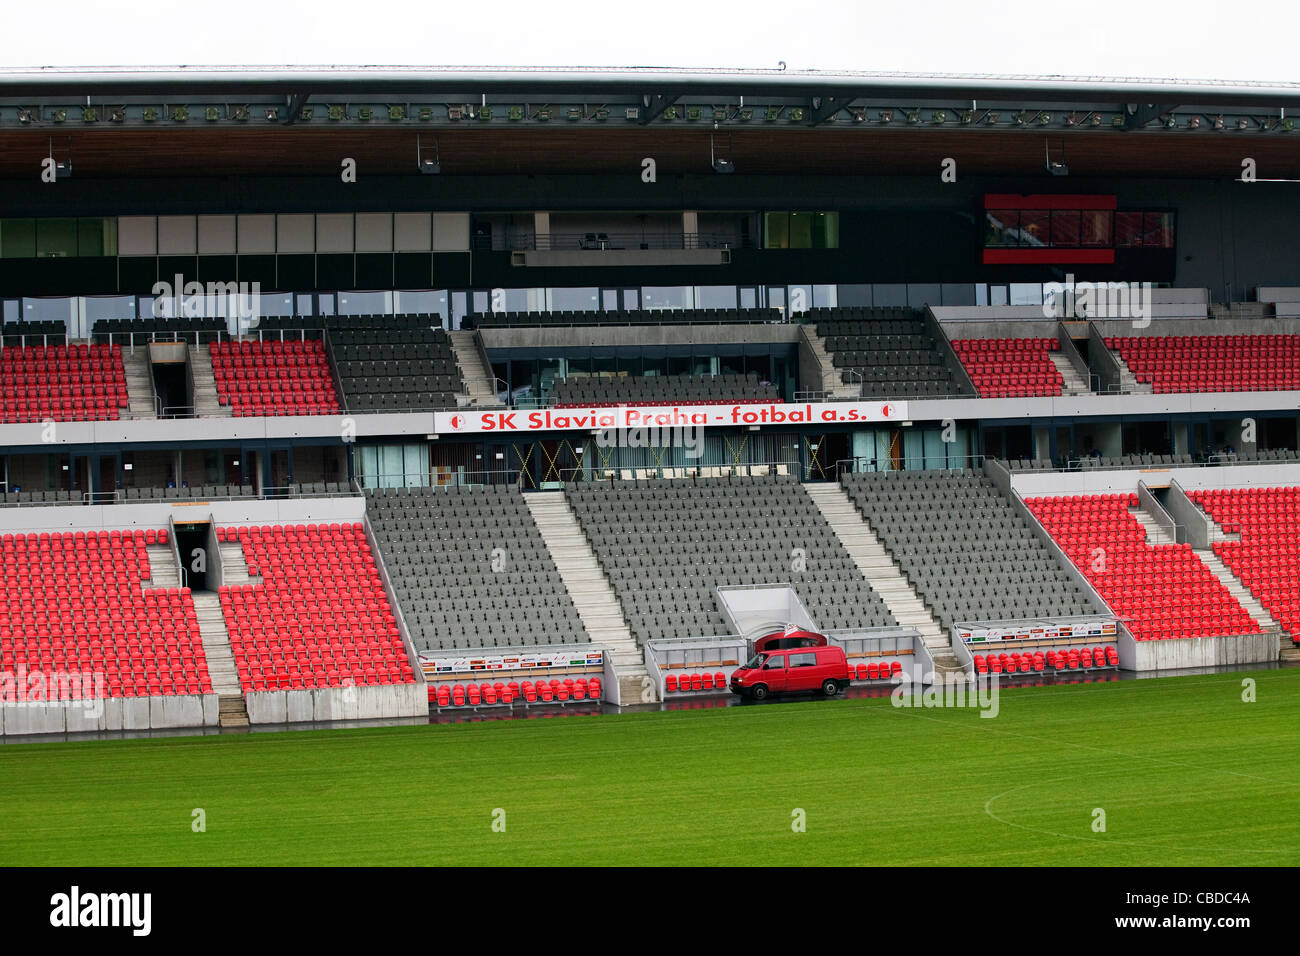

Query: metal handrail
[834,454,987,474]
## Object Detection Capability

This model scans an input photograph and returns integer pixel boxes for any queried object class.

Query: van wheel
[751,684,768,701]
[822,679,839,697]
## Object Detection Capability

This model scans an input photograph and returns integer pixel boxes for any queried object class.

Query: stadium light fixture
[1045,140,1068,177]
[417,134,440,175]
[1213,115,1225,130]
[711,133,734,174]
[1187,116,1200,129]
[17,107,33,124]
[879,109,893,123]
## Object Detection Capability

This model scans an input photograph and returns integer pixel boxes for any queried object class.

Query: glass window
[1009,283,1044,306]
[0,219,36,258]
[812,284,838,308]
[548,287,600,312]
[1050,210,1081,247]
[1081,210,1113,247]
[762,655,785,670]
[788,212,813,249]
[337,291,392,315]
[764,212,790,249]
[1143,212,1175,248]
[836,284,872,307]
[873,284,908,307]
[985,210,1019,247]
[695,285,737,309]
[814,212,839,249]
[642,286,693,311]
[1115,211,1143,247]
[1019,210,1049,248]
[36,219,78,258]
[789,652,817,668]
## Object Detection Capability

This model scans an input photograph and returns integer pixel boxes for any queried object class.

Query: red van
[729,645,851,701]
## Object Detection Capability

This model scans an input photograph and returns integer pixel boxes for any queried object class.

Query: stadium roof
[3,65,1300,106]
[4,66,1300,180]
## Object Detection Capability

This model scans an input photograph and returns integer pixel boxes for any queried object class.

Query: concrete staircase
[447,330,501,408]
[803,482,959,672]
[142,544,180,590]
[800,327,860,400]
[192,591,248,727]
[524,491,651,702]
[219,540,260,586]
[1210,301,1268,322]
[1129,506,1177,547]
[1195,547,1284,636]
[1112,353,1154,395]
[1049,353,1092,395]
[189,345,231,418]
[1132,504,1284,642]
[121,348,157,419]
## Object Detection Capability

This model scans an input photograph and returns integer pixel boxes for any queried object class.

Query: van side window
[789,652,817,668]
[762,655,785,670]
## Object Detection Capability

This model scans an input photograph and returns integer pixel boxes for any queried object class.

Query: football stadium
[0,63,1298,876]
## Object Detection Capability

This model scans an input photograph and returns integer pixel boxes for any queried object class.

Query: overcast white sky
[15,0,1300,83]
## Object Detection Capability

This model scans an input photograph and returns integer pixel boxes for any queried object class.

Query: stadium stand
[216,523,416,691]
[330,316,463,411]
[0,528,211,699]
[813,307,966,398]
[1025,493,1261,640]
[471,308,784,328]
[951,337,1064,398]
[366,485,590,650]
[565,474,897,644]
[1107,334,1300,393]
[840,469,1096,631]
[431,676,601,706]
[1188,486,1300,644]
[973,645,1118,674]
[92,317,227,343]
[2,320,68,345]
[551,372,779,407]
[0,343,129,423]
[209,340,341,416]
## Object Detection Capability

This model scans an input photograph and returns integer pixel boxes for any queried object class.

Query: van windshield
[744,653,765,670]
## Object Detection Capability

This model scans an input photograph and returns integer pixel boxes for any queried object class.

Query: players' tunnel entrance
[175,523,211,592]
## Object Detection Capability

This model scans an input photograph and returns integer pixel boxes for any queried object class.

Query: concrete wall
[1137,481,1177,542]
[1,693,219,736]
[1164,479,1212,549]
[1010,461,1300,498]
[1121,632,1278,672]
[797,325,829,394]
[481,323,799,350]
[0,411,429,449]
[244,682,426,725]
[1086,320,1123,394]
[1093,316,1300,336]
[0,496,366,535]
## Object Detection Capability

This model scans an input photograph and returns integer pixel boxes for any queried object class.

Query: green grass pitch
[2,668,1298,866]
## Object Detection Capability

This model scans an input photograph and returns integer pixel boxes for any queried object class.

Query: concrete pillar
[682,210,699,249]
[533,212,550,251]
[1172,423,1189,456]
[1033,426,1052,462]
